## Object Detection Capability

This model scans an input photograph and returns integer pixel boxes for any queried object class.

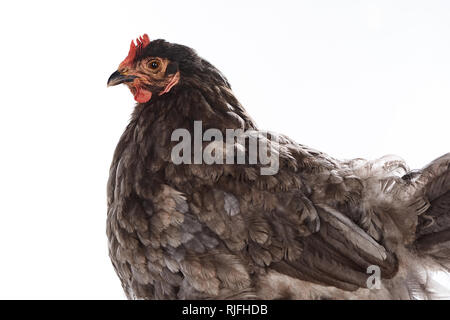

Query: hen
[106,34,450,299]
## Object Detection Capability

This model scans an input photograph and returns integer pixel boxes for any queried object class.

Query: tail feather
[412,153,450,270]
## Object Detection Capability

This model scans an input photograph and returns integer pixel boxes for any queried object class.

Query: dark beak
[107,70,137,87]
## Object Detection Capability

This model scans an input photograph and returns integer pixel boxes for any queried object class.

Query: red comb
[119,34,150,68]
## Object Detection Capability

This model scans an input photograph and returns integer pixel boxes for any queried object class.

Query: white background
[0,0,449,299]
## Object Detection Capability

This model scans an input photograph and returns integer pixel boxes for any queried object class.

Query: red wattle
[134,87,152,103]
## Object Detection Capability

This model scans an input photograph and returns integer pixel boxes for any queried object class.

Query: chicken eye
[148,60,159,70]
